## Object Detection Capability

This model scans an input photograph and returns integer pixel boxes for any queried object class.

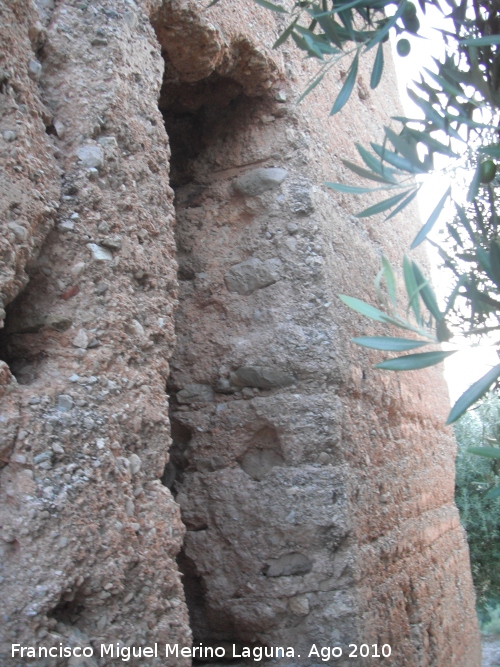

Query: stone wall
[0,0,481,665]
[0,1,189,664]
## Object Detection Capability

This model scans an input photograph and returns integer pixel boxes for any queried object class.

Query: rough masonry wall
[0,0,481,666]
[158,1,481,665]
[0,1,190,665]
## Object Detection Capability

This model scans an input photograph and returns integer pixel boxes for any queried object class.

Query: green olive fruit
[480,160,497,183]
[403,14,420,34]
[397,38,411,57]
[403,2,417,18]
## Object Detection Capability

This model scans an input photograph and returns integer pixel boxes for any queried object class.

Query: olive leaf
[330,51,360,115]
[375,350,456,371]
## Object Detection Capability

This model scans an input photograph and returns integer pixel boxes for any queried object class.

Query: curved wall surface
[0,1,480,666]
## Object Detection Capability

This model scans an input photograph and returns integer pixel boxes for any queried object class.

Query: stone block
[224,257,281,295]
[231,366,295,389]
[239,448,284,481]
[233,167,288,196]
[77,145,104,169]
[264,553,313,577]
[177,383,215,404]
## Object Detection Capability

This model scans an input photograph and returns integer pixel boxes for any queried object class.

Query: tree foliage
[328,0,500,423]
[455,394,500,610]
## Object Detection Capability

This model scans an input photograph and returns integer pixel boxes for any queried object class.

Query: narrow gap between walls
[157,53,273,663]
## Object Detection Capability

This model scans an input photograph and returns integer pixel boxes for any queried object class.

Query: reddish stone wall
[0,1,189,664]
[0,0,480,665]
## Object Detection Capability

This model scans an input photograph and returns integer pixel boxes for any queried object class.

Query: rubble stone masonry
[0,0,481,665]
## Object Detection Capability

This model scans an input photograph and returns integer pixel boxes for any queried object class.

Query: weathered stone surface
[152,0,279,95]
[231,366,295,389]
[286,177,314,215]
[224,257,281,295]
[71,328,89,349]
[45,314,73,331]
[239,447,284,481]
[27,58,42,80]
[265,553,313,577]
[76,144,104,170]
[0,2,59,314]
[164,1,480,662]
[177,383,215,404]
[100,235,122,250]
[97,136,118,150]
[0,360,13,397]
[233,167,288,196]
[0,399,19,468]
[0,0,480,665]
[7,221,28,242]
[289,594,310,615]
[129,453,142,475]
[3,130,18,142]
[57,394,74,412]
[86,243,113,262]
[215,378,234,394]
[0,1,190,664]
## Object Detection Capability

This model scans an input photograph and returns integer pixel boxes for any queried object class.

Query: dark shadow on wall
[161,416,192,493]
[158,53,272,659]
[0,274,59,385]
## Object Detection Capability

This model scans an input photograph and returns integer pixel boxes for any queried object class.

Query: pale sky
[389,6,499,404]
